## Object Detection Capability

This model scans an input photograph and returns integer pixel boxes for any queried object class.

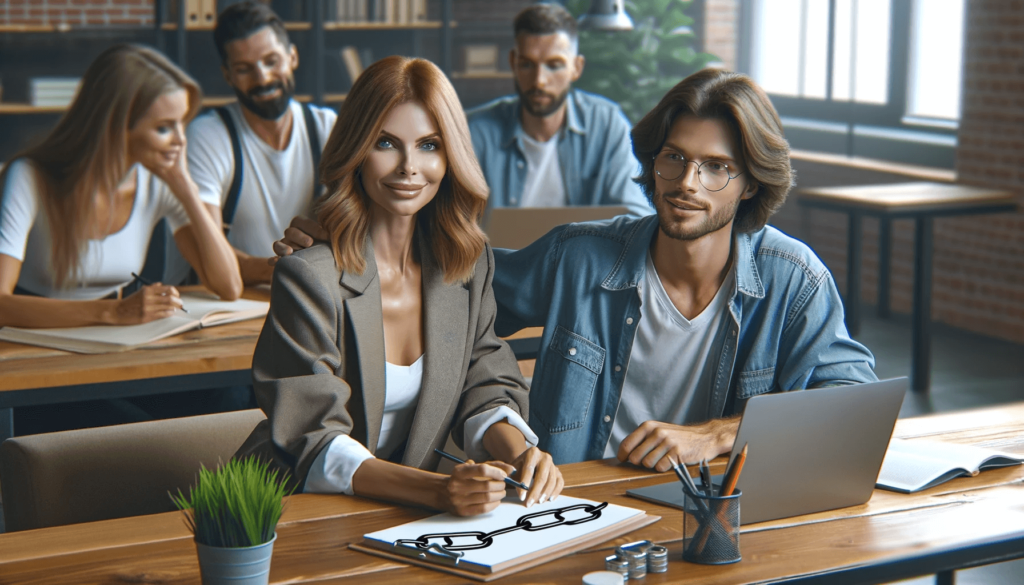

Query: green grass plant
[171,456,294,548]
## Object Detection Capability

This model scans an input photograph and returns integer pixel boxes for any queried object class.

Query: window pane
[832,0,854,100]
[854,0,890,104]
[907,0,965,119]
[751,0,804,97]
[802,0,830,98]
[832,0,890,104]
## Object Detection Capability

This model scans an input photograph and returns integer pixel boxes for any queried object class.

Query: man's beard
[515,78,569,118]
[234,77,295,120]
[654,189,741,241]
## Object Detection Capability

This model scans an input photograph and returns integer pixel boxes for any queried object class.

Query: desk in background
[2,402,1023,583]
[797,182,1016,392]
[0,286,270,442]
[0,282,542,441]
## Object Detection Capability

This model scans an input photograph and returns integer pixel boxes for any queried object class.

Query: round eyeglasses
[653,152,744,192]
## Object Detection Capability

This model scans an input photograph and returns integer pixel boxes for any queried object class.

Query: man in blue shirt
[466,3,652,216]
[492,69,877,468]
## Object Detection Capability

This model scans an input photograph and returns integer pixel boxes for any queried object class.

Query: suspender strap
[214,106,244,236]
[301,101,323,201]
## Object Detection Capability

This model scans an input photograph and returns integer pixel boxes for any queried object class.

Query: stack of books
[29,78,81,108]
[331,0,428,24]
[464,45,499,75]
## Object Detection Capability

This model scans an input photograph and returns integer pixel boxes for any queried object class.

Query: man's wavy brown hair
[631,69,794,233]
[316,56,488,283]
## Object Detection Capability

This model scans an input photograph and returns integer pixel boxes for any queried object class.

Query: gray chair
[0,409,266,532]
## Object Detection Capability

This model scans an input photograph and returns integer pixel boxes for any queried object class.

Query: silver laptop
[483,205,630,250]
[626,378,908,524]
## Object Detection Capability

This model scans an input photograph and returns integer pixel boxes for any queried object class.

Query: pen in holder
[682,484,741,565]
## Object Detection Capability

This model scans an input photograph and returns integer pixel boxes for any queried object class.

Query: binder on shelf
[199,0,216,27]
[185,0,202,28]
[464,45,499,74]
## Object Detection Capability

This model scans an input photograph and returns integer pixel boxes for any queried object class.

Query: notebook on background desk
[482,205,630,250]
[627,378,908,524]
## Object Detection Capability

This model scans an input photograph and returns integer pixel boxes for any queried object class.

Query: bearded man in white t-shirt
[184,1,336,285]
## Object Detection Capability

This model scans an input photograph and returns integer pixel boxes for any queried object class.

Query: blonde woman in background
[240,56,563,516]
[0,43,241,329]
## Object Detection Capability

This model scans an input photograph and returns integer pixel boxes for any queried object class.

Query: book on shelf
[332,0,426,24]
[340,47,364,84]
[29,78,81,108]
[464,45,499,74]
[0,293,269,354]
[876,438,1024,493]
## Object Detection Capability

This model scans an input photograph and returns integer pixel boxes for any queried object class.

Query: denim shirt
[492,215,878,464]
[466,89,653,217]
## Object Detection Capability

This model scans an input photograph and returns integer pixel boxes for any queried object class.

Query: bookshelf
[0,0,518,158]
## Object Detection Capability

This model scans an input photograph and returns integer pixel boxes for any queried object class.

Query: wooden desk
[797,182,1016,392]
[0,287,271,441]
[2,403,1022,584]
[0,280,543,441]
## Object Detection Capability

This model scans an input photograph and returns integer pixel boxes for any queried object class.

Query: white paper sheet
[363,495,645,571]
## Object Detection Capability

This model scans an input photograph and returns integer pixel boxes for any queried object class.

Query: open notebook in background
[0,292,269,354]
[483,206,630,250]
[352,495,655,581]
[876,438,1023,493]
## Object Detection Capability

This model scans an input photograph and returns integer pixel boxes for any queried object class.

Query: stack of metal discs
[604,554,630,579]
[646,545,669,573]
[621,549,647,580]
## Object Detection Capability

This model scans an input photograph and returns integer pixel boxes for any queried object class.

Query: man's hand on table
[618,417,740,471]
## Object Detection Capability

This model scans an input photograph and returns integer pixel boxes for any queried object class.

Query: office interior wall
[945,0,1024,342]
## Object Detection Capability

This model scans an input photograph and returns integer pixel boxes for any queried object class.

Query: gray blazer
[237,234,530,489]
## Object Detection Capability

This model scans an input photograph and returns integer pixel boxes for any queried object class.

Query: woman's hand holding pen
[109,283,184,324]
[510,446,564,507]
[442,460,518,517]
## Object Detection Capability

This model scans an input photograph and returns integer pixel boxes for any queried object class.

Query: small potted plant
[171,456,293,585]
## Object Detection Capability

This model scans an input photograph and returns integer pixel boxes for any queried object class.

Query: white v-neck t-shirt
[603,252,735,458]
[0,159,190,300]
[518,132,566,207]
[304,354,538,495]
[187,100,336,257]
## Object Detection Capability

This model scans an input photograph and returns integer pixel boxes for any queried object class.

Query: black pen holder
[682,487,741,565]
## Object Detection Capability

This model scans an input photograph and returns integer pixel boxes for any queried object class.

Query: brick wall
[946,0,1024,342]
[703,0,737,70]
[770,1,1024,344]
[0,0,154,27]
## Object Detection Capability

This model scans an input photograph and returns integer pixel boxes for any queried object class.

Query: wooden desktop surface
[2,402,1022,584]
[0,286,271,392]
[0,286,542,392]
[798,181,1016,215]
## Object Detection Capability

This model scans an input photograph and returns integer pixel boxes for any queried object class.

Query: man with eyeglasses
[491,68,877,468]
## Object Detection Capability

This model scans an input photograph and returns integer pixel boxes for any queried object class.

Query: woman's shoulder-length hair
[631,68,794,233]
[0,43,202,289]
[316,55,488,284]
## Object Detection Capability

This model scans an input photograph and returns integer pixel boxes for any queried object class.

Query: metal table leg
[936,569,955,585]
[845,212,863,336]
[911,216,934,392]
[878,217,892,318]
[0,407,12,443]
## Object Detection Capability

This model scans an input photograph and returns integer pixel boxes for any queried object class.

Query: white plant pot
[194,533,276,585]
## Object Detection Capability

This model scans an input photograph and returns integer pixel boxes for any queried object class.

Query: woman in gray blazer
[241,56,562,516]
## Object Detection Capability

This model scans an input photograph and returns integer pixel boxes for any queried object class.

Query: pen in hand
[433,448,531,492]
[131,272,189,313]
